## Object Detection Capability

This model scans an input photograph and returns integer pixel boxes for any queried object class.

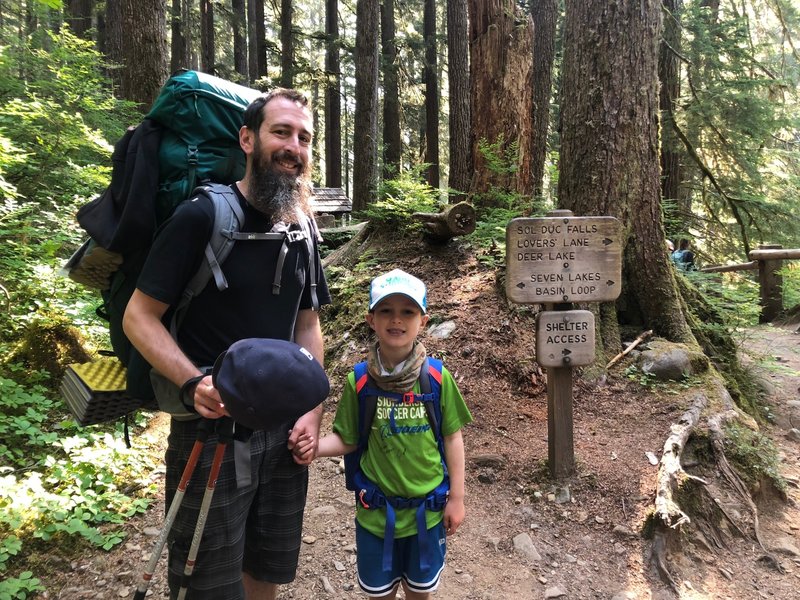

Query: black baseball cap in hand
[212,338,329,429]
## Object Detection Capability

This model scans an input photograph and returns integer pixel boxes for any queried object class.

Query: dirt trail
[36,305,800,599]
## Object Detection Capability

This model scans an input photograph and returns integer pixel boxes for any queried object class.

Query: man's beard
[249,145,312,224]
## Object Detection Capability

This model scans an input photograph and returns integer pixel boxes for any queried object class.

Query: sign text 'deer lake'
[506,215,622,304]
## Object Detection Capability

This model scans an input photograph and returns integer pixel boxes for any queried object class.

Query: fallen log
[412,202,476,242]
[322,221,369,270]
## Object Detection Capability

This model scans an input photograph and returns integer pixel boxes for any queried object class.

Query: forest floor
[34,240,800,599]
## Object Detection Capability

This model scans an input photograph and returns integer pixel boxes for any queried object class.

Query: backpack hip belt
[354,469,449,573]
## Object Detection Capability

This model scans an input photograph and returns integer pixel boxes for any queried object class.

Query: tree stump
[412,202,476,242]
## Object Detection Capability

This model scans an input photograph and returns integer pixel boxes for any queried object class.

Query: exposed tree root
[708,409,785,573]
[654,391,707,530]
[651,374,783,590]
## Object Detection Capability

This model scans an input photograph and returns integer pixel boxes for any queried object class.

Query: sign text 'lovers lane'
[506,215,622,304]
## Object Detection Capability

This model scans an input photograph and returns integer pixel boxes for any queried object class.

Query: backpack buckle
[285,230,307,243]
[402,392,415,405]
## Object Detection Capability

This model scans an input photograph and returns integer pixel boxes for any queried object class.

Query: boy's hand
[443,496,465,535]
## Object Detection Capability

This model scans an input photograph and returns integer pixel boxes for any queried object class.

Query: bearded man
[123,89,331,600]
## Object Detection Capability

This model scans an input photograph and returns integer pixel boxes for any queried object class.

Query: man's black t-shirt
[136,184,331,366]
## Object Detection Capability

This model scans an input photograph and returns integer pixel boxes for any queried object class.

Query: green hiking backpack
[66,70,264,413]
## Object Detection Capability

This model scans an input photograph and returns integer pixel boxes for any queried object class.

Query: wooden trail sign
[505,210,623,479]
[506,215,622,304]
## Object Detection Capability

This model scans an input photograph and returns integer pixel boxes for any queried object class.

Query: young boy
[293,269,472,599]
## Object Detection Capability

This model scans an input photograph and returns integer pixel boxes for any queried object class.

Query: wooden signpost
[506,210,622,478]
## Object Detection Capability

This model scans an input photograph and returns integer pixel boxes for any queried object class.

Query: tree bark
[559,0,695,347]
[248,0,267,81]
[231,0,248,83]
[423,0,439,189]
[104,0,124,91]
[118,0,168,109]
[66,0,94,39]
[446,0,471,202]
[530,0,557,199]
[352,0,379,212]
[200,0,215,75]
[468,0,534,202]
[169,0,190,72]
[280,0,294,87]
[381,0,401,179]
[659,0,682,214]
[325,0,342,187]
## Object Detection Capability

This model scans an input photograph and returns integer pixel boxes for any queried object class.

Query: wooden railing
[700,244,800,323]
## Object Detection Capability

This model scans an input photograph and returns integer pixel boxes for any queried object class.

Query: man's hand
[287,410,321,465]
[191,375,228,419]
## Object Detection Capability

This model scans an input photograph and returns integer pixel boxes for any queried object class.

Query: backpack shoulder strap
[169,183,241,337]
[304,215,320,311]
[180,183,241,298]
[419,357,444,441]
[420,356,447,477]
[354,361,378,448]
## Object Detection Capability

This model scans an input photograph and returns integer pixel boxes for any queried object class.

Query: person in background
[671,238,697,271]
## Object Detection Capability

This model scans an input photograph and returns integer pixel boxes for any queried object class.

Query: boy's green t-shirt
[332,365,473,539]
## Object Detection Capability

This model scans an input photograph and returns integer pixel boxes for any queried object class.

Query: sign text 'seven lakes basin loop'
[505,215,623,304]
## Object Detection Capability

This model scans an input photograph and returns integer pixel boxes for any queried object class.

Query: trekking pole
[133,418,214,600]
[176,417,234,600]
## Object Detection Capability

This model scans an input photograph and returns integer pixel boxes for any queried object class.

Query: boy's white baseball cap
[369,269,427,313]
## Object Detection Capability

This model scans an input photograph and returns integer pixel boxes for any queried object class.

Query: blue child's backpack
[343,356,450,572]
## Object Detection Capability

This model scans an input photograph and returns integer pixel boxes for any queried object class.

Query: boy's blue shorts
[355,520,447,597]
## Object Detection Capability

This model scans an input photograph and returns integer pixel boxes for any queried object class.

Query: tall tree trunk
[423,0,439,189]
[468,0,534,203]
[677,0,720,237]
[200,0,215,75]
[65,0,94,39]
[381,0,401,179]
[248,0,267,81]
[659,0,682,215]
[104,0,124,91]
[170,0,189,72]
[96,7,106,54]
[446,0,471,201]
[352,0,379,212]
[530,0,557,199]
[118,0,168,108]
[559,0,694,347]
[232,0,248,82]
[280,0,293,87]
[325,0,342,187]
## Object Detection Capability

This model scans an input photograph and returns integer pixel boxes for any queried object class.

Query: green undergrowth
[722,421,787,494]
[675,270,769,420]
[0,374,159,599]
